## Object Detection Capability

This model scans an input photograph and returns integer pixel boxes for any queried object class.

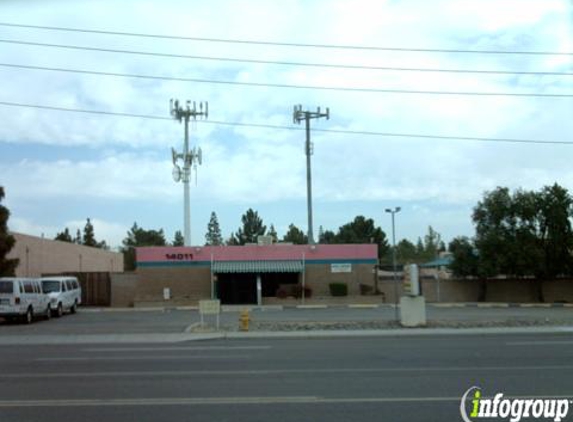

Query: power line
[0,22,571,56]
[0,100,571,146]
[1,63,571,98]
[1,39,571,76]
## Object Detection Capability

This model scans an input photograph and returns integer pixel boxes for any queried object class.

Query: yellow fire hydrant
[239,309,250,331]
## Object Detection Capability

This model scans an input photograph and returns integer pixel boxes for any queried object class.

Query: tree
[268,224,278,243]
[233,208,266,245]
[334,215,389,259]
[282,224,308,244]
[82,218,97,247]
[448,236,479,278]
[0,187,18,276]
[172,230,184,247]
[467,184,573,301]
[395,239,418,264]
[320,228,336,244]
[205,212,223,246]
[122,222,167,271]
[74,229,82,244]
[422,226,442,260]
[54,228,73,243]
[536,184,573,279]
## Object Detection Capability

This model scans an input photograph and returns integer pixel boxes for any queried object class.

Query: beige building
[7,232,124,277]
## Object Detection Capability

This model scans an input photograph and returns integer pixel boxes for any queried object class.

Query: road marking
[477,303,509,308]
[13,364,573,378]
[81,345,271,353]
[347,304,379,309]
[296,305,328,309]
[36,355,254,362]
[520,304,552,308]
[1,394,572,408]
[506,340,573,346]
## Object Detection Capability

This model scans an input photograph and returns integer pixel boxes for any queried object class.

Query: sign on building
[331,263,352,273]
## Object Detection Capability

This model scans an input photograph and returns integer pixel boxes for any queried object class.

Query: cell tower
[293,105,330,244]
[170,99,208,246]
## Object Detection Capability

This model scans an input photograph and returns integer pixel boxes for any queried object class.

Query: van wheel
[23,307,33,324]
[70,301,77,314]
[45,305,51,320]
[55,303,63,318]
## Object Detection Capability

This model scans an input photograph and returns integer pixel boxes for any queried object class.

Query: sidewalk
[1,325,573,345]
[83,302,573,313]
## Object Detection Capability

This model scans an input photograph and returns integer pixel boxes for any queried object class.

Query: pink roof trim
[136,244,377,263]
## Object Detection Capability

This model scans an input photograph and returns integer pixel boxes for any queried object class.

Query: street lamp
[385,207,401,322]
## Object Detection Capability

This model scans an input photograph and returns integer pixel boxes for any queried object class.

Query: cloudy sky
[0,0,571,249]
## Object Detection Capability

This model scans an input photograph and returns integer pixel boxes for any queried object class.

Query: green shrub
[329,283,348,297]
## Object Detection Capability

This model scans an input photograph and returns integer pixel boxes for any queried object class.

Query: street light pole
[385,207,401,322]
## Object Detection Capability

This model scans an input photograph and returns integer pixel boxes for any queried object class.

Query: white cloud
[1,0,572,244]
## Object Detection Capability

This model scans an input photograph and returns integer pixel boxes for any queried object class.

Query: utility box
[400,264,426,327]
[163,287,171,300]
[400,296,427,327]
[403,264,420,296]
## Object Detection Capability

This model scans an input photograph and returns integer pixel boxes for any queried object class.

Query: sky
[0,0,572,249]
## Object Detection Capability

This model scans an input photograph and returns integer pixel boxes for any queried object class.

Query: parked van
[0,277,52,324]
[41,276,82,317]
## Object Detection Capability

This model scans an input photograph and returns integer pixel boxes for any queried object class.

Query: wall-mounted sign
[331,263,352,273]
[165,253,194,261]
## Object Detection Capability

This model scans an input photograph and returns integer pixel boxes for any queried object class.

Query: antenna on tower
[170,99,208,246]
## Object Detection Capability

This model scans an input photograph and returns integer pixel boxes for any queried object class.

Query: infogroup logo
[460,386,570,422]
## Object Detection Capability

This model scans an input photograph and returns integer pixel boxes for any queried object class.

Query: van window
[66,280,74,291]
[23,282,34,293]
[33,283,40,294]
[42,280,61,294]
[0,281,13,294]
[72,280,79,290]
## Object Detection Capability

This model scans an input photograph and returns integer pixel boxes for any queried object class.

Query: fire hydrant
[239,309,250,331]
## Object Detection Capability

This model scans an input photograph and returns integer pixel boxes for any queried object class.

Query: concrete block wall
[8,232,124,277]
[304,264,374,296]
[135,267,211,302]
[111,273,138,307]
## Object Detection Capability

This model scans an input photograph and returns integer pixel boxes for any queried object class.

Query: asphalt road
[1,334,573,421]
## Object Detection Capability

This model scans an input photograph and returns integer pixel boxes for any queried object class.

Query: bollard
[239,309,250,331]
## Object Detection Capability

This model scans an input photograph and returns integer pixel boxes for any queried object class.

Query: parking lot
[1,305,573,336]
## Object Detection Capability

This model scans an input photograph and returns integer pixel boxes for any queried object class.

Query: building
[135,244,378,305]
[7,232,124,277]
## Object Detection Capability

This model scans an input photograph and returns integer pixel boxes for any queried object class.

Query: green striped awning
[212,260,303,273]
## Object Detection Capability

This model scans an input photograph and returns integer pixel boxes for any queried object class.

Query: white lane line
[13,364,573,378]
[2,394,573,408]
[506,340,573,346]
[81,346,271,353]
[36,355,254,362]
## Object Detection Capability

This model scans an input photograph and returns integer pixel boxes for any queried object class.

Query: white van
[0,277,52,324]
[41,276,82,317]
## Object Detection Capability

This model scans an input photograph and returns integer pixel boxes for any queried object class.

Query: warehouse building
[135,243,378,305]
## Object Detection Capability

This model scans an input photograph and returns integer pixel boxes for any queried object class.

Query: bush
[329,283,348,297]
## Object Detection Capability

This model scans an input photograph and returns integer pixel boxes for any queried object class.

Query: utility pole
[170,99,208,247]
[293,105,330,244]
